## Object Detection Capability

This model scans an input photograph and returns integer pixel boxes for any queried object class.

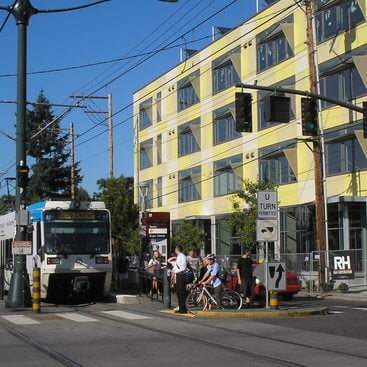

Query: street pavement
[0,293,366,367]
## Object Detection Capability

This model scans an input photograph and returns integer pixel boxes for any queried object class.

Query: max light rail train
[0,201,112,300]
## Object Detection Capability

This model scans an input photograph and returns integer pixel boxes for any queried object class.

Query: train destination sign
[257,190,278,219]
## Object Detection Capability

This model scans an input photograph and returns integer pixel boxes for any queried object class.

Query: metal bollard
[32,268,41,313]
[163,268,171,309]
[269,291,279,310]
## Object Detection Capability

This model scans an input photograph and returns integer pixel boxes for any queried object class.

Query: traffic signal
[301,97,318,136]
[363,101,367,138]
[265,95,291,123]
[235,92,252,132]
[18,162,29,188]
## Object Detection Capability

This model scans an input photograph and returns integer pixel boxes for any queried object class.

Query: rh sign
[330,251,355,280]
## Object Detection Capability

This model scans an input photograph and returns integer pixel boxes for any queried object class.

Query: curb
[193,307,329,318]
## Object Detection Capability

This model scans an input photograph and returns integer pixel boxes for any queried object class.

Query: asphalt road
[0,295,366,367]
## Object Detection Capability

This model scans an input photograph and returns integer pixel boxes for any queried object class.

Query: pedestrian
[172,245,188,314]
[147,250,162,296]
[117,252,130,292]
[187,248,203,279]
[199,254,222,310]
[237,249,255,307]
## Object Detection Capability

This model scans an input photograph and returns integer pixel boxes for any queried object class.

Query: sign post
[256,190,278,309]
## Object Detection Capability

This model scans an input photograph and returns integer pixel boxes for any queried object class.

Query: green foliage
[0,195,14,215]
[26,91,82,202]
[337,282,349,293]
[93,176,139,255]
[320,280,335,293]
[226,178,275,249]
[172,221,206,253]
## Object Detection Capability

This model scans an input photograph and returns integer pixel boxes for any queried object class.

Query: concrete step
[112,294,140,305]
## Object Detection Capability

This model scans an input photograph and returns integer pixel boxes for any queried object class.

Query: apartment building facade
[133,0,367,273]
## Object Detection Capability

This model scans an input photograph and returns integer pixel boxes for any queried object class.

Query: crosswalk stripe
[329,310,344,314]
[101,310,152,320]
[1,315,40,325]
[352,307,367,311]
[55,313,99,323]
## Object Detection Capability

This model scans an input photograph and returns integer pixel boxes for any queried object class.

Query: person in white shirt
[172,245,187,314]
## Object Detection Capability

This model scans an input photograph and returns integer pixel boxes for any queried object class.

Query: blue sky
[0,0,258,196]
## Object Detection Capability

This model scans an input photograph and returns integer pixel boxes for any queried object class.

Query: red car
[227,264,300,301]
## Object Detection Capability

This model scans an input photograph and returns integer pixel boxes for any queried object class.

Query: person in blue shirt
[199,254,222,310]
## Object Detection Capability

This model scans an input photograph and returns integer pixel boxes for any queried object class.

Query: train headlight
[47,257,61,265]
[95,256,109,264]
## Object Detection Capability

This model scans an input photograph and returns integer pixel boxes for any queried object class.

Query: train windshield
[43,210,110,256]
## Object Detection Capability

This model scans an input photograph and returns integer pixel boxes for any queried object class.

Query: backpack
[217,265,228,283]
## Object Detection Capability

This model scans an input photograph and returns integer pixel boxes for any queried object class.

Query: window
[258,77,296,130]
[157,92,162,122]
[213,104,241,145]
[157,177,163,207]
[157,134,162,165]
[178,166,201,202]
[260,143,297,185]
[319,65,367,108]
[140,138,153,170]
[178,119,201,156]
[141,179,153,209]
[139,97,153,130]
[316,0,364,44]
[177,71,200,111]
[325,124,367,175]
[214,155,243,196]
[212,47,241,94]
[257,15,294,72]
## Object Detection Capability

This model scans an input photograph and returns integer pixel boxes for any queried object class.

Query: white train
[0,200,112,301]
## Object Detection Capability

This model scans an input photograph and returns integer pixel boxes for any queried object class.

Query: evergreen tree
[93,176,140,255]
[26,91,82,202]
[0,195,14,215]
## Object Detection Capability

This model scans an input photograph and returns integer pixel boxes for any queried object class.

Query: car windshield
[43,210,110,256]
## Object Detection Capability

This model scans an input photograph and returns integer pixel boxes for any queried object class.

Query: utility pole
[70,94,114,178]
[70,123,75,200]
[305,0,326,286]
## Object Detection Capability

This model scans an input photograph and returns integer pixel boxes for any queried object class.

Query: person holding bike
[199,254,222,310]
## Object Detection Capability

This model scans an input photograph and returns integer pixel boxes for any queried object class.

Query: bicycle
[185,283,242,313]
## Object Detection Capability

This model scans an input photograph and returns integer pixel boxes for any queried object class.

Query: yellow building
[133,0,367,274]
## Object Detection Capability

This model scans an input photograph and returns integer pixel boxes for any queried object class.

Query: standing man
[237,249,254,308]
[172,245,188,314]
[200,254,222,310]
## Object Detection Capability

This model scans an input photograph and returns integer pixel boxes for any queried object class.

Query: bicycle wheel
[185,288,207,312]
[222,291,243,310]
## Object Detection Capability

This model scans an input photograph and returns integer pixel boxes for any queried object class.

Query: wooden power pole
[305,0,326,286]
[70,94,114,178]
[70,122,76,200]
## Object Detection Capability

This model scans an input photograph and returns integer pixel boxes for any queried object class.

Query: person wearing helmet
[199,254,222,310]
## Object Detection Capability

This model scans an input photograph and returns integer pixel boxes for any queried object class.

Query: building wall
[133,0,367,260]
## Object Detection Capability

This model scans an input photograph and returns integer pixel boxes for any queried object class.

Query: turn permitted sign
[257,190,278,219]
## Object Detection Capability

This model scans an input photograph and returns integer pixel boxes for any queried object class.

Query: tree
[173,221,206,253]
[227,177,275,250]
[0,195,14,215]
[26,91,82,202]
[93,176,140,255]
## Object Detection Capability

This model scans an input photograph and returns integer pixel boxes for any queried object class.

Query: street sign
[256,219,278,241]
[12,240,32,255]
[257,190,278,219]
[267,262,287,291]
[330,251,355,280]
